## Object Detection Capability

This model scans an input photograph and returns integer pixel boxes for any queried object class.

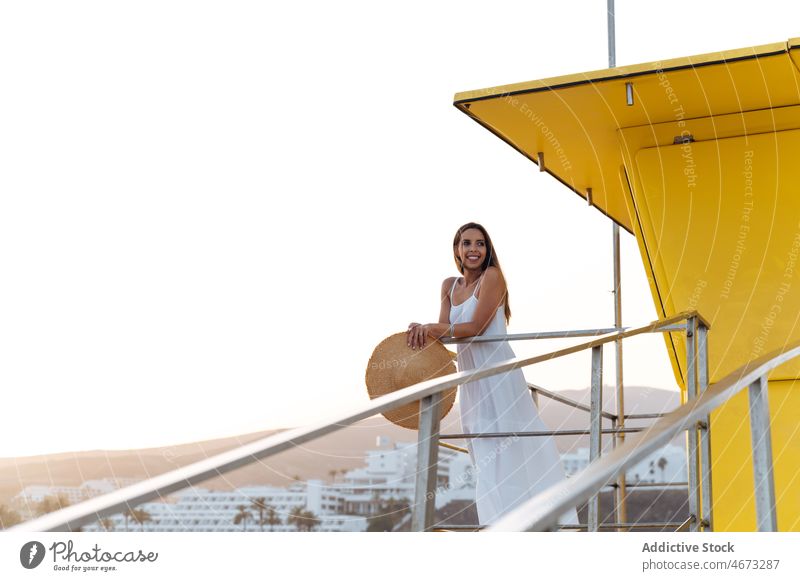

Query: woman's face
[458,228,487,272]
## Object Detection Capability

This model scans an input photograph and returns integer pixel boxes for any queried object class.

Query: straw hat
[365,332,458,430]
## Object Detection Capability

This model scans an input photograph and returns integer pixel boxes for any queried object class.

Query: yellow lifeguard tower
[454,37,800,532]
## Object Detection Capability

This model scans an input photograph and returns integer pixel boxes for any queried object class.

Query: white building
[13,477,365,532]
[331,437,476,515]
[12,477,142,518]
[562,444,688,486]
[10,439,690,532]
[82,482,367,532]
[626,444,687,485]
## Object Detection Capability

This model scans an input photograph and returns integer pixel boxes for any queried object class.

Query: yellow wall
[626,127,800,531]
[709,381,800,531]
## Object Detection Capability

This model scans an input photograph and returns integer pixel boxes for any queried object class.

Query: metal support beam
[612,222,628,530]
[530,385,539,408]
[412,392,443,531]
[588,345,603,531]
[748,375,778,531]
[685,316,701,531]
[607,2,627,530]
[656,324,690,332]
[697,321,713,531]
[607,0,616,68]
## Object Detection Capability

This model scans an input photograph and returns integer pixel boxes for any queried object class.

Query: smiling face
[457,228,487,273]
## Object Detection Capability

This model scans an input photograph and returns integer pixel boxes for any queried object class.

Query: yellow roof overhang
[453,37,800,233]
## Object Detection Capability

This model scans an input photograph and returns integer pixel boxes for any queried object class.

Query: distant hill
[0,385,681,506]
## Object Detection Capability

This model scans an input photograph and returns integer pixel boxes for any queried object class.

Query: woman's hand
[407,322,431,350]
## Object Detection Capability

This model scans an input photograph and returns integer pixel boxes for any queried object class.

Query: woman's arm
[407,278,454,349]
[407,268,505,349]
[438,277,454,324]
[461,267,505,336]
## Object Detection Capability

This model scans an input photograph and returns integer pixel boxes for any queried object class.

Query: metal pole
[748,375,778,531]
[411,392,443,531]
[607,0,616,68]
[685,316,701,531]
[588,345,604,531]
[697,321,714,531]
[607,0,628,531]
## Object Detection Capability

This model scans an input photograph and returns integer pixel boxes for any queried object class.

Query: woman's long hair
[452,222,511,324]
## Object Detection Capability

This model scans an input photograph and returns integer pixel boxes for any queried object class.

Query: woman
[407,222,579,528]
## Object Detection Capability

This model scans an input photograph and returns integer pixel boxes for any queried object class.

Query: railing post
[696,320,713,531]
[612,219,628,532]
[588,345,603,532]
[748,374,778,531]
[610,416,628,531]
[411,391,443,532]
[685,316,701,532]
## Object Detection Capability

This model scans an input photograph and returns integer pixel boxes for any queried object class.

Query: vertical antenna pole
[608,0,628,531]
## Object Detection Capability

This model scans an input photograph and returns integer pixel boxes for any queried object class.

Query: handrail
[6,309,704,533]
[437,308,709,344]
[528,383,618,421]
[484,335,800,532]
[440,327,624,343]
[439,428,645,439]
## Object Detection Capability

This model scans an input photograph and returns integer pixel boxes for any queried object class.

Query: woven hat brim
[365,332,457,430]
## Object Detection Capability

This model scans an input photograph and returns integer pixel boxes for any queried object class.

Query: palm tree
[34,494,70,517]
[121,505,150,532]
[98,518,115,532]
[233,505,253,531]
[287,506,305,531]
[129,508,152,532]
[265,506,282,531]
[0,504,22,529]
[303,510,321,532]
[657,456,668,481]
[328,469,338,483]
[288,506,320,532]
[250,497,268,532]
[121,502,134,532]
[367,496,410,532]
[122,509,132,532]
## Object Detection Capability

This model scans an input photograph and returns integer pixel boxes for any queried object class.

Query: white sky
[1,0,798,458]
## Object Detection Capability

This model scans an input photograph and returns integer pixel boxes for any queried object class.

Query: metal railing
[6,309,711,533]
[430,310,711,532]
[485,321,792,532]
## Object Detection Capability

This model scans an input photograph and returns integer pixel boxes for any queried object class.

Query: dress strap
[450,277,458,302]
[473,272,485,297]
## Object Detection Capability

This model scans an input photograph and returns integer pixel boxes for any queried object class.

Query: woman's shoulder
[441,276,459,293]
[480,266,505,290]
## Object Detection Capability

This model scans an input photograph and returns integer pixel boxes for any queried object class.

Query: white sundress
[449,273,580,528]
